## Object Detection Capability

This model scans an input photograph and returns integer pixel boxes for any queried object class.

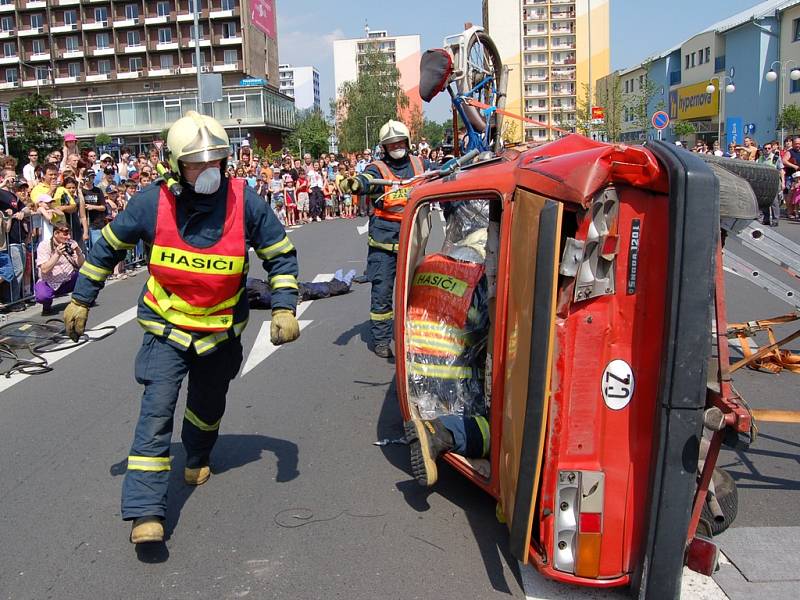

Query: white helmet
[167,110,230,173]
[379,119,410,147]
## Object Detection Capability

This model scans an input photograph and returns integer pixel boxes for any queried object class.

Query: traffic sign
[153,139,164,151]
[651,111,670,130]
[0,104,8,122]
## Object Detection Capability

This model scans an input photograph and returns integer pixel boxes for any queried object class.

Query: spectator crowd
[0,131,448,313]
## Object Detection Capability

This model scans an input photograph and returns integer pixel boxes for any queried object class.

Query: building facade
[0,0,293,152]
[597,0,800,147]
[278,63,320,112]
[332,27,422,122]
[483,0,610,143]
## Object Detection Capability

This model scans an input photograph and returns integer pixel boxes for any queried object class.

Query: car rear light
[554,471,605,577]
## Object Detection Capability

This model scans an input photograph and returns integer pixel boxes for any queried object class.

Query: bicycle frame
[448,75,497,153]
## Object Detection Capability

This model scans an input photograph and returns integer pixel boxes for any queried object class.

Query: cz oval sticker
[602,360,634,410]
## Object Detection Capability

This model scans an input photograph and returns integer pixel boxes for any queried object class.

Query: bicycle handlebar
[367,149,481,187]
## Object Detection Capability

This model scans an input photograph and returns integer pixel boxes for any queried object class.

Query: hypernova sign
[668,81,719,120]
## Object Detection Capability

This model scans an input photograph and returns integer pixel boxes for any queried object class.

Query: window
[35,66,48,81]
[65,36,78,52]
[98,59,111,74]
[158,27,172,43]
[159,53,173,69]
[191,51,207,66]
[96,32,110,49]
[3,41,15,57]
[792,78,800,94]
[68,62,80,77]
[639,74,644,88]
[691,52,696,68]
[5,67,17,83]
[125,4,139,20]
[127,30,140,46]
[31,38,45,54]
[705,47,711,63]
[188,0,204,13]
[0,16,12,32]
[64,10,77,25]
[95,7,108,23]
[87,104,102,129]
[190,23,204,39]
[30,14,43,29]
[537,99,547,108]
[223,49,237,65]
[794,17,800,41]
[221,0,234,9]
[685,54,690,70]
[157,1,170,17]
[698,51,703,65]
[128,56,142,71]
[222,22,237,38]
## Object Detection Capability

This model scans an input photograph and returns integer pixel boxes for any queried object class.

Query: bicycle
[420,25,505,155]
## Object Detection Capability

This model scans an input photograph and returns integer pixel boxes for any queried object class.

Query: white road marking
[0,306,138,394]
[520,562,728,599]
[240,274,332,377]
[356,222,369,235]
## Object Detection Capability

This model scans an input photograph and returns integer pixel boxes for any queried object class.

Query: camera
[62,243,74,256]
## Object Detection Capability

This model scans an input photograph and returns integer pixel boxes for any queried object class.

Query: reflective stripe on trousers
[121,332,243,520]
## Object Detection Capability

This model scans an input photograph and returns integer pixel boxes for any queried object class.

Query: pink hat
[64,132,77,142]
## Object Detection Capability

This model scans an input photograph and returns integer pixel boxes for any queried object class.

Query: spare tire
[706,162,759,221]
[697,154,781,209]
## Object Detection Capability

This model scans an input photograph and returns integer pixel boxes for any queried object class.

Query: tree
[7,93,78,159]
[335,47,409,153]
[575,83,593,137]
[500,119,521,146]
[408,105,424,145]
[777,104,800,136]
[95,133,112,151]
[595,74,623,142]
[285,109,331,158]
[627,64,658,140]
[420,119,446,148]
[673,120,696,139]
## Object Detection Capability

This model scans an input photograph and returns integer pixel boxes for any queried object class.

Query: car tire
[700,467,739,536]
[697,154,782,210]
[706,162,759,221]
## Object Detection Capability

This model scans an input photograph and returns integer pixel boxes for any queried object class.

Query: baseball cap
[241,140,250,147]
[54,220,70,231]
[106,185,118,194]
[64,132,77,142]
[38,193,54,203]
[99,153,113,162]
[15,180,28,190]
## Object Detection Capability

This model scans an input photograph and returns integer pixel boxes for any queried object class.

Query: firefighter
[403,201,491,487]
[63,111,300,545]
[341,120,425,358]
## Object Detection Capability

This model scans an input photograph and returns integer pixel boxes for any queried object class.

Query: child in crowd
[296,168,309,224]
[273,199,287,226]
[269,170,284,210]
[324,178,336,219]
[789,172,800,221]
[284,178,297,227]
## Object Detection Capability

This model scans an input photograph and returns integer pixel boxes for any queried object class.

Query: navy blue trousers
[121,333,243,520]
[366,246,397,346]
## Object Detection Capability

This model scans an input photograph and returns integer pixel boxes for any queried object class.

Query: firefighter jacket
[406,253,489,417]
[355,155,426,252]
[73,177,298,355]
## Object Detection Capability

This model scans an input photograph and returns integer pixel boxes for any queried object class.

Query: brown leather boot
[184,466,211,486]
[130,517,164,544]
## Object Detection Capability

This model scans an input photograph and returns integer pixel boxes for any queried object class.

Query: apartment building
[0,0,293,151]
[278,63,320,111]
[483,0,610,143]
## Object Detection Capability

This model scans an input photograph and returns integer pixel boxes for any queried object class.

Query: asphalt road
[0,211,798,600]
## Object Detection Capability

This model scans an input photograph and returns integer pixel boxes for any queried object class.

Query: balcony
[154,41,179,51]
[551,10,576,20]
[23,1,46,8]
[56,48,83,59]
[93,47,115,56]
[213,61,239,72]
[551,88,575,96]
[50,23,79,34]
[117,69,142,79]
[27,51,50,61]
[0,3,14,12]
[218,35,241,45]
[183,38,211,48]
[144,15,169,25]
[523,28,548,37]
[523,11,547,21]
[113,18,140,28]
[0,80,18,89]
[551,69,575,81]
[85,72,110,81]
[123,43,146,54]
[148,67,173,76]
[551,42,576,50]
[83,21,109,31]
[209,9,233,18]
[54,74,81,84]
[57,0,81,5]
[21,78,50,87]
[0,54,17,64]
[18,26,46,36]
[0,30,14,38]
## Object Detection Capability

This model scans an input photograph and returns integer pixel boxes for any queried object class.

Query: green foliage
[285,109,331,158]
[335,48,410,153]
[673,120,696,137]
[595,74,623,142]
[94,133,112,149]
[7,93,78,159]
[575,83,593,137]
[420,119,446,148]
[627,64,657,136]
[501,119,521,145]
[777,104,800,134]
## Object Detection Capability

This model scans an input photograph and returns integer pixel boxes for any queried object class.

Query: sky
[276,0,773,122]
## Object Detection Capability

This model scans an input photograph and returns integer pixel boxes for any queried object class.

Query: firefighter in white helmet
[341,119,425,358]
[64,111,300,546]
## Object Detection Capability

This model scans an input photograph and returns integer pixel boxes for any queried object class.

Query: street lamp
[765,60,800,145]
[365,115,380,152]
[706,76,735,147]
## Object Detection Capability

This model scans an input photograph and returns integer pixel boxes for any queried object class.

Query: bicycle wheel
[457,30,503,138]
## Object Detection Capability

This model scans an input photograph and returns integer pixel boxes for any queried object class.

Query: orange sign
[591,106,605,121]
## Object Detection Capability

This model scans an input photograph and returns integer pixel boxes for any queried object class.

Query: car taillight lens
[554,471,605,577]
